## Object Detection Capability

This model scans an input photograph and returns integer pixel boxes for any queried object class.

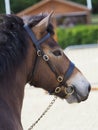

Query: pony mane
[0,14,28,80]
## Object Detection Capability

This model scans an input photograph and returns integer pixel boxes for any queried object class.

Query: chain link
[28,96,57,130]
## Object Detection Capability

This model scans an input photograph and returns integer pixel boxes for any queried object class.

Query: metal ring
[57,76,63,83]
[43,55,49,61]
[55,87,62,94]
[37,50,41,56]
[64,85,74,96]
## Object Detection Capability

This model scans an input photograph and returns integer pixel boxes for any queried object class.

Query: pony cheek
[30,66,57,91]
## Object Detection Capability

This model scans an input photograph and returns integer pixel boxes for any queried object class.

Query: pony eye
[52,50,62,56]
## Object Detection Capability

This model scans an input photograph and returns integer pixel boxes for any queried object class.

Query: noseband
[24,24,75,98]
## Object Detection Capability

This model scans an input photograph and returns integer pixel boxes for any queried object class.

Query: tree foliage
[0,0,5,13]
[92,0,98,14]
[70,0,86,5]
[0,0,41,14]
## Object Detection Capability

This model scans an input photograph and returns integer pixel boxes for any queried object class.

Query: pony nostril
[88,85,91,92]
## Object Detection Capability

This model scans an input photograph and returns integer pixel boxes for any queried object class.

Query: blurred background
[0,0,98,49]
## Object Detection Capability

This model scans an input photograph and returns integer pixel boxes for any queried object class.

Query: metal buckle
[37,50,41,56]
[55,87,62,94]
[43,54,49,61]
[57,76,63,83]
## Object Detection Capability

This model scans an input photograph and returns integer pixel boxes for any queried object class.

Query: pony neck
[0,67,27,123]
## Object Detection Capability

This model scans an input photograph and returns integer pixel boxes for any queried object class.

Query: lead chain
[28,96,57,130]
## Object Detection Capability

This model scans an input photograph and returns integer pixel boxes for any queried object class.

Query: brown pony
[0,13,90,130]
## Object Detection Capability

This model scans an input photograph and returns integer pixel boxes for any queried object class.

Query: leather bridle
[24,24,75,98]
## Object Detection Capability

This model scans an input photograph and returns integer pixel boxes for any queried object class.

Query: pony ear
[33,11,54,33]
